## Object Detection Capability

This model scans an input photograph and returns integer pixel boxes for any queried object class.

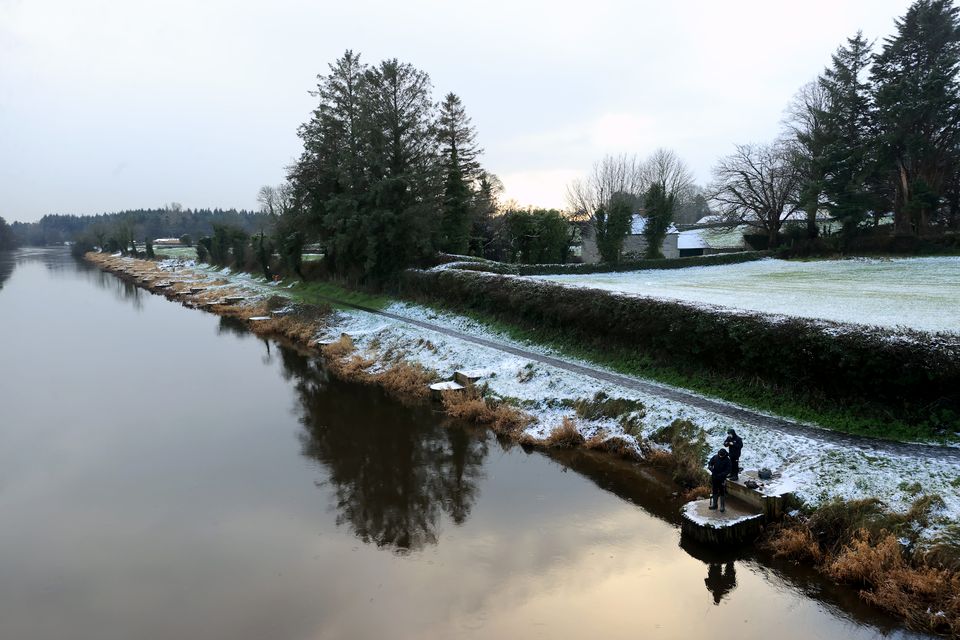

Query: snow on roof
[630,214,678,236]
[678,230,709,250]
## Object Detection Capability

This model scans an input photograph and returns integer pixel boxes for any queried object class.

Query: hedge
[446,251,770,276]
[400,268,960,426]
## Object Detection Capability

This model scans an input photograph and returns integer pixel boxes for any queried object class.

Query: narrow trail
[327,298,960,464]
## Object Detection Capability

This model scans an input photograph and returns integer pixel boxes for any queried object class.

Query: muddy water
[0,249,930,640]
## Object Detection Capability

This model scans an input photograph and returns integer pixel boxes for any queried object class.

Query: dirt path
[331,299,960,463]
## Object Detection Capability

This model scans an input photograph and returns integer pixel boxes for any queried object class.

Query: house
[580,214,679,263]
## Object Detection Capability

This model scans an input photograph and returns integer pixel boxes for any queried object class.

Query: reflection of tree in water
[704,561,737,605]
[277,344,488,552]
[0,254,13,291]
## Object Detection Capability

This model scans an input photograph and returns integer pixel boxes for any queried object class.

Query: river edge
[84,251,960,636]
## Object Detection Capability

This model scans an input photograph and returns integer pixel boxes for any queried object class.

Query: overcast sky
[1,0,916,222]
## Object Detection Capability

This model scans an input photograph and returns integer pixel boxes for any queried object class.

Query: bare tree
[640,148,695,202]
[566,153,645,219]
[257,182,295,218]
[709,141,803,248]
[782,81,830,238]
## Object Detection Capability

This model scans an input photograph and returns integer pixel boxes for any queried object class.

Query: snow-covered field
[532,257,960,333]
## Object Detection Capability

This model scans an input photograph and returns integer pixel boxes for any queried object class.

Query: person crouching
[707,449,732,512]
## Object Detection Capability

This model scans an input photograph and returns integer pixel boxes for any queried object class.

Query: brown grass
[442,388,533,436]
[543,417,585,448]
[765,524,824,564]
[376,361,437,401]
[681,486,711,502]
[322,334,355,359]
[821,530,960,635]
[584,433,642,461]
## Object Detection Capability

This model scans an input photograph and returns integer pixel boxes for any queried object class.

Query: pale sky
[1,0,915,222]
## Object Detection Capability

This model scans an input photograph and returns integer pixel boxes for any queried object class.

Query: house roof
[630,214,678,236]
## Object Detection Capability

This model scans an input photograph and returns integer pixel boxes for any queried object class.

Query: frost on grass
[532,256,960,333]
[317,300,960,533]
[127,256,960,539]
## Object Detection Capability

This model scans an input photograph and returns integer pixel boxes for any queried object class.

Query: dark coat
[724,434,743,459]
[708,454,731,479]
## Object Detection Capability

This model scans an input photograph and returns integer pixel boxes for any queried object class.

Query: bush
[400,267,960,430]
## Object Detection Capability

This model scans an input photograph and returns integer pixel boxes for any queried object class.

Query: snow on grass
[142,258,960,531]
[531,256,960,333]
[319,301,960,527]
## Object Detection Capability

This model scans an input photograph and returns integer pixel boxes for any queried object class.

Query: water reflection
[0,252,13,291]
[705,562,738,605]
[278,344,488,552]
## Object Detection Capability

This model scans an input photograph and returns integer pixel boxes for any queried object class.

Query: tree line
[15,205,270,248]
[712,0,960,248]
[0,216,16,251]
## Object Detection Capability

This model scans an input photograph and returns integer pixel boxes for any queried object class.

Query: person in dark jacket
[723,429,743,481]
[707,449,731,512]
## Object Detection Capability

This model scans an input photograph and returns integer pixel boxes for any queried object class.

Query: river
[0,248,929,639]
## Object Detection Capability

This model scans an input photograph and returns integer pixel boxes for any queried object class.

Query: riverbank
[86,251,960,635]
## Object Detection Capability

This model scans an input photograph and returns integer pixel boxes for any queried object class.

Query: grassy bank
[410,308,945,442]
[400,267,960,442]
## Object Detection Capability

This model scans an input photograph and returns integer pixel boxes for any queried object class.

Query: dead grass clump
[825,530,904,586]
[333,354,376,382]
[543,417,585,449]
[645,448,674,468]
[822,530,960,635]
[806,497,886,552]
[584,433,642,461]
[765,525,824,564]
[681,486,711,502]
[322,334,355,360]
[442,388,533,436]
[650,419,710,489]
[376,362,437,401]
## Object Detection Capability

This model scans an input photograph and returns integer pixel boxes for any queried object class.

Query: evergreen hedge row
[400,268,960,426]
[446,251,769,276]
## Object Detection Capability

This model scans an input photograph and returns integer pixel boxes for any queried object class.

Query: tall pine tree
[872,0,960,235]
[437,93,482,255]
[819,32,879,237]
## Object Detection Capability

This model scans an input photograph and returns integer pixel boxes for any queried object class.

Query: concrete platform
[680,498,764,547]
[726,469,791,520]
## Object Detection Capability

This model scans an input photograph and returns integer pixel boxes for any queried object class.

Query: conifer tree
[872,0,960,235]
[437,93,482,254]
[819,32,878,237]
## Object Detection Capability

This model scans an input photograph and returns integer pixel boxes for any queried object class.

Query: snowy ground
[531,256,960,333]
[137,256,960,535]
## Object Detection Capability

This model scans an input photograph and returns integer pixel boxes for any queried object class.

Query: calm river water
[0,249,930,640]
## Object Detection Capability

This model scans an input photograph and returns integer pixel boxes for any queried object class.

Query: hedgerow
[444,250,769,276]
[400,267,960,431]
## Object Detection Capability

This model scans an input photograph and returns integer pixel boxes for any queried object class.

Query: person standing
[723,429,743,481]
[707,449,731,512]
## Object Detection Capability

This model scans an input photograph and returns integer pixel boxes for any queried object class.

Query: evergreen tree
[819,33,878,237]
[785,82,831,239]
[642,182,676,258]
[872,0,960,235]
[437,93,482,255]
[594,196,633,263]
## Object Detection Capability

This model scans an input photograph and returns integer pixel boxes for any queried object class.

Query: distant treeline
[0,216,16,250]
[12,206,272,247]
